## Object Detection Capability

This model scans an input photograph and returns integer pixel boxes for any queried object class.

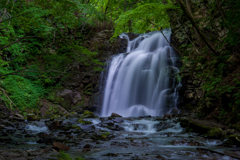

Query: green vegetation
[175,0,240,127]
[0,0,240,130]
[58,150,85,160]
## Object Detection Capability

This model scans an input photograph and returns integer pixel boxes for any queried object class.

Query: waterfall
[100,29,181,117]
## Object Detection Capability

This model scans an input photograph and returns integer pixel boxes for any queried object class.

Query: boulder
[0,111,7,119]
[82,111,95,118]
[27,114,38,121]
[52,142,70,151]
[111,113,122,118]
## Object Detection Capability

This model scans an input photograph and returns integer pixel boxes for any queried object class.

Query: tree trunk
[176,0,219,55]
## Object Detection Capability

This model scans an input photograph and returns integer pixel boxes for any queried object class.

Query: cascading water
[101,29,181,117]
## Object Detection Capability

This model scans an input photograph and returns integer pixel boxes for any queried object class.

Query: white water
[25,124,48,134]
[101,29,181,117]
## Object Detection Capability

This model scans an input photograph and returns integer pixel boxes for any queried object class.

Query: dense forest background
[0,0,240,129]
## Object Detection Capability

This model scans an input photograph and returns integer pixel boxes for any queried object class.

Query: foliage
[112,2,177,38]
[0,0,105,110]
[224,0,240,46]
[0,75,45,111]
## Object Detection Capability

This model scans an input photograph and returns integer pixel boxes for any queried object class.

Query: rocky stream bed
[0,112,240,160]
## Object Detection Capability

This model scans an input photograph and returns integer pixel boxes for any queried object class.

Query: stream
[0,115,239,160]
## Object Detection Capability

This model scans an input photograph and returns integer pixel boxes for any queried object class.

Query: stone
[207,128,223,138]
[83,144,91,148]
[72,92,81,104]
[1,152,21,158]
[2,120,14,127]
[170,108,179,115]
[52,142,70,151]
[111,113,122,117]
[82,148,91,152]
[228,135,240,146]
[51,121,59,130]
[27,149,43,156]
[0,111,7,119]
[27,114,38,121]
[82,111,95,118]
[196,90,204,99]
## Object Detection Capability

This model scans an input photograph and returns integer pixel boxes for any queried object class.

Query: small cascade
[100,29,181,117]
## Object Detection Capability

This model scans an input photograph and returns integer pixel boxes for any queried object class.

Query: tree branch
[148,21,182,54]
[0,87,16,110]
[176,0,219,55]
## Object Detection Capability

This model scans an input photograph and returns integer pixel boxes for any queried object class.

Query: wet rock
[83,144,91,148]
[2,120,14,127]
[180,118,225,138]
[112,117,124,123]
[228,135,240,146]
[208,128,223,138]
[27,149,43,156]
[154,122,175,131]
[103,153,119,157]
[170,108,179,115]
[163,114,173,119]
[37,133,54,145]
[172,139,204,146]
[50,121,59,130]
[82,148,91,152]
[110,141,129,147]
[111,113,122,117]
[1,151,21,158]
[52,142,70,151]
[0,155,5,160]
[107,124,124,131]
[81,124,95,133]
[0,111,7,119]
[27,114,38,121]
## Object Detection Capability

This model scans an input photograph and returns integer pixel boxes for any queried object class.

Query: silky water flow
[100,29,181,117]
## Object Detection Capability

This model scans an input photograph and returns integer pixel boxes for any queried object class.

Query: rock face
[38,30,127,115]
[167,1,229,116]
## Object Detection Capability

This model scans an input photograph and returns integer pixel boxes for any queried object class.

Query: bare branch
[0,87,16,110]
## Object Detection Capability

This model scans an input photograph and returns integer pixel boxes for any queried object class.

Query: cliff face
[168,0,240,128]
[38,30,127,117]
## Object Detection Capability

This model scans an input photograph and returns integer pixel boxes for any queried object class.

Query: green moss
[0,75,45,111]
[78,118,93,125]
[57,150,85,160]
[82,111,94,118]
[101,132,110,139]
[207,128,223,138]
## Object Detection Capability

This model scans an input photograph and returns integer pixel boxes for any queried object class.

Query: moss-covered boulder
[180,118,224,138]
[81,111,95,118]
[228,135,240,146]
[27,114,38,121]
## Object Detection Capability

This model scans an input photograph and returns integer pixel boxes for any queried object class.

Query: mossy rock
[78,118,93,125]
[27,114,38,121]
[207,128,224,138]
[50,114,61,121]
[228,135,240,146]
[81,111,95,118]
